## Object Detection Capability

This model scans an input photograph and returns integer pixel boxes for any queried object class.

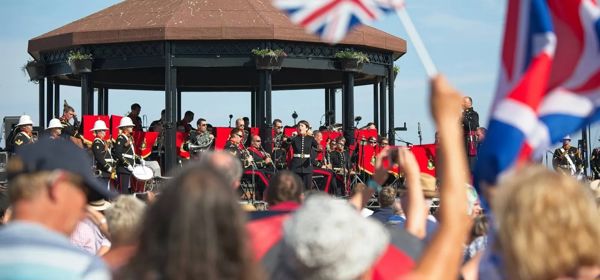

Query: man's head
[7,139,114,235]
[273,119,283,132]
[235,118,245,129]
[462,96,473,110]
[184,111,194,122]
[229,128,244,145]
[243,117,250,128]
[378,186,396,208]
[562,135,572,147]
[62,104,76,120]
[130,103,141,116]
[313,131,323,142]
[251,135,262,149]
[17,115,34,136]
[104,195,146,246]
[266,171,304,206]
[199,151,243,189]
[196,118,208,132]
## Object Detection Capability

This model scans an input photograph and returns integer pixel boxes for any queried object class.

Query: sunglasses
[237,134,243,137]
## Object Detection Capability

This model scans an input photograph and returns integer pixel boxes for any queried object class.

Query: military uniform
[182,130,214,160]
[60,117,80,139]
[553,145,583,175]
[113,133,139,193]
[247,146,272,169]
[91,137,114,189]
[462,107,479,171]
[288,135,318,190]
[591,148,600,180]
[12,131,33,151]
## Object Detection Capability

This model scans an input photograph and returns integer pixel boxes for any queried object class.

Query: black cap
[8,138,116,201]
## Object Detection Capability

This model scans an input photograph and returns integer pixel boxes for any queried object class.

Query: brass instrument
[189,131,214,151]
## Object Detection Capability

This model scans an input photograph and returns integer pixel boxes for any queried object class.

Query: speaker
[3,116,20,149]
[0,152,7,184]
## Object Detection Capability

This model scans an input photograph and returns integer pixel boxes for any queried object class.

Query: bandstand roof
[27,0,407,91]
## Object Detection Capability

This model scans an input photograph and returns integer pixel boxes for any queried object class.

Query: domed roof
[28,0,406,56]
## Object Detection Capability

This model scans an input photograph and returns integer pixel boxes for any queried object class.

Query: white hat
[88,199,112,212]
[118,117,134,128]
[47,118,62,130]
[563,135,572,141]
[276,194,390,280]
[90,120,109,131]
[17,115,33,126]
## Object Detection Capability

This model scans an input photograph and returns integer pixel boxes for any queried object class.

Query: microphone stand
[418,122,422,145]
[228,115,233,128]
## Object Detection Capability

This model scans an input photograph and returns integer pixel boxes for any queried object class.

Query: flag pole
[395,6,438,78]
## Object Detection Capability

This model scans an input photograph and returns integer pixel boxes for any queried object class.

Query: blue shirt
[0,221,110,280]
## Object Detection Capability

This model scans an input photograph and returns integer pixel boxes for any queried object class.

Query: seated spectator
[103,195,146,271]
[0,139,114,279]
[265,170,304,211]
[270,194,389,280]
[464,214,488,262]
[117,163,261,280]
[70,199,112,255]
[370,186,397,224]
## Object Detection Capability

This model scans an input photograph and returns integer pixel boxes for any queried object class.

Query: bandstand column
[38,78,45,129]
[373,81,379,132]
[81,73,91,116]
[54,82,60,118]
[164,42,178,173]
[251,89,256,127]
[388,69,395,145]
[97,87,104,115]
[342,72,355,147]
[379,77,387,137]
[46,78,54,122]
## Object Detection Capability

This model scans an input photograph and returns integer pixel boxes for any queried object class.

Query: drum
[131,165,153,193]
[132,165,153,181]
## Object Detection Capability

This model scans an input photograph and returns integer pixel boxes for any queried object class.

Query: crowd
[0,75,599,280]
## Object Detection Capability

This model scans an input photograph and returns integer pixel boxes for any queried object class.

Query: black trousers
[118,173,131,194]
[298,172,313,191]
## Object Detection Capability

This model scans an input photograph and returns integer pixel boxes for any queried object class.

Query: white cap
[47,118,62,130]
[563,135,571,141]
[90,120,109,131]
[118,117,134,128]
[17,115,34,127]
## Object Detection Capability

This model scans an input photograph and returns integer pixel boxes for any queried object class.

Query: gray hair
[272,194,389,280]
[199,151,243,188]
[104,195,146,246]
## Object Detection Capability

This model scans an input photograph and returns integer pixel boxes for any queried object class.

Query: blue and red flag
[272,0,401,43]
[476,0,600,187]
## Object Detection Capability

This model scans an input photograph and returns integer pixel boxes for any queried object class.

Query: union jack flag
[476,0,600,187]
[272,0,402,43]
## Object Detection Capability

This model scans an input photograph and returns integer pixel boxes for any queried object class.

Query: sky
[0,0,584,160]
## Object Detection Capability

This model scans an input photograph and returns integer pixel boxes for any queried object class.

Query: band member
[462,96,479,171]
[591,146,600,180]
[553,135,583,176]
[46,118,63,140]
[329,136,351,195]
[114,117,142,194]
[225,128,253,167]
[311,130,339,195]
[378,136,389,148]
[9,115,35,153]
[247,135,275,200]
[90,120,114,190]
[60,101,87,148]
[272,119,288,169]
[181,118,214,160]
[127,103,143,131]
[235,117,250,147]
[247,135,274,170]
[288,120,319,190]
[148,109,165,132]
[176,111,195,134]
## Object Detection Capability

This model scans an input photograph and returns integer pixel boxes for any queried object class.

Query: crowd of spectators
[0,75,599,280]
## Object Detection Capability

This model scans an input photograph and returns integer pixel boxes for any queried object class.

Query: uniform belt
[293,154,310,159]
[122,154,135,159]
[105,159,115,162]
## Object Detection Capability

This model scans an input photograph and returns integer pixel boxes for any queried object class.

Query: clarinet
[260,146,277,173]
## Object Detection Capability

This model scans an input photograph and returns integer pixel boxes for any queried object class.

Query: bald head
[199,151,243,189]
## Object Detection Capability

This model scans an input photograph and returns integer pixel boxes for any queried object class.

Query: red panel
[409,144,437,177]
[357,144,377,174]
[110,115,123,141]
[283,127,296,137]
[82,115,110,142]
[250,127,259,136]
[321,131,342,147]
[132,131,159,159]
[354,129,378,142]
[214,127,233,150]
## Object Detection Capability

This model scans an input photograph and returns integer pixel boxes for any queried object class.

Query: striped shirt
[0,221,110,280]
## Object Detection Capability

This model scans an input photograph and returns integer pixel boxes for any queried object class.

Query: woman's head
[297,120,310,135]
[121,164,260,280]
[493,165,600,280]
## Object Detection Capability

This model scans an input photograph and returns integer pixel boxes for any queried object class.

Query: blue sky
[1,0,508,147]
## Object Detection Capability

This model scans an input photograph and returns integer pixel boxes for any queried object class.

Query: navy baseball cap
[7,138,116,201]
